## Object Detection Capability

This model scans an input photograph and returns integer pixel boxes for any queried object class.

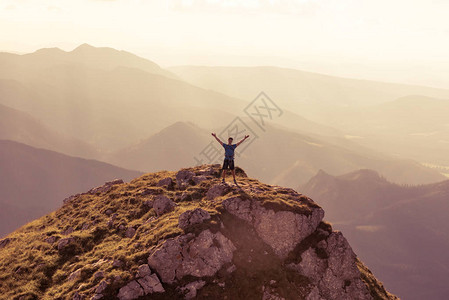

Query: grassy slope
[0,165,393,299]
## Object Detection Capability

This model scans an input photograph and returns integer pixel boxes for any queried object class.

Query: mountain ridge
[0,164,396,300]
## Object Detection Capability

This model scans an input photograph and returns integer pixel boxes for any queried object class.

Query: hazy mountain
[0,164,396,300]
[170,66,449,169]
[169,65,449,109]
[0,140,141,237]
[319,95,449,166]
[108,121,445,187]
[0,103,99,159]
[0,43,177,80]
[0,46,243,150]
[301,169,449,300]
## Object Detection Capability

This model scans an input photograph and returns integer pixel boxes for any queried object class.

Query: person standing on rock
[211,133,249,184]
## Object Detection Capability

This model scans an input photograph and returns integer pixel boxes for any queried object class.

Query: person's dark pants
[222,158,235,170]
[222,158,236,181]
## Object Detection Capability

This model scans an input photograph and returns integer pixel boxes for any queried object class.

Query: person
[211,133,249,184]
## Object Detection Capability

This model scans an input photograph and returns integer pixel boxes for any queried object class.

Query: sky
[1,0,448,88]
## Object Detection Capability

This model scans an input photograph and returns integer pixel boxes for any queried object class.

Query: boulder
[67,269,82,282]
[117,280,144,300]
[192,175,207,185]
[222,196,324,258]
[153,195,175,216]
[148,229,236,284]
[176,170,195,188]
[0,238,12,249]
[206,184,230,200]
[178,208,211,230]
[88,179,124,195]
[57,237,76,251]
[137,274,165,294]
[95,280,109,294]
[125,227,136,238]
[137,264,152,278]
[157,177,173,188]
[181,280,206,299]
[295,232,372,300]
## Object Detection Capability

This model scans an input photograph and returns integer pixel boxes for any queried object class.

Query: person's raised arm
[211,133,224,145]
[236,135,249,147]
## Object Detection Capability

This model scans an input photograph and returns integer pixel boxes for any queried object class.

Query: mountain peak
[72,43,96,52]
[0,164,396,299]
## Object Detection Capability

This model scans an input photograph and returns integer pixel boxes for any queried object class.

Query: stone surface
[137,264,151,278]
[95,280,109,294]
[178,208,211,230]
[181,280,206,299]
[117,280,144,300]
[67,269,82,282]
[294,232,373,300]
[148,229,236,284]
[125,227,136,238]
[206,184,231,200]
[153,195,175,216]
[192,175,208,185]
[222,196,324,258]
[157,177,173,187]
[57,237,76,251]
[88,179,124,195]
[176,170,195,188]
[0,238,12,249]
[137,274,165,294]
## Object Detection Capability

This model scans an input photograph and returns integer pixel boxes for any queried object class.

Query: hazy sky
[1,0,448,88]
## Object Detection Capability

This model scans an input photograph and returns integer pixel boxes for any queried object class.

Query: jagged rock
[148,229,236,284]
[95,280,109,294]
[295,232,372,300]
[181,280,206,299]
[153,195,175,216]
[157,177,173,187]
[262,285,285,300]
[67,269,82,282]
[63,193,81,204]
[176,170,195,188]
[192,175,207,184]
[206,183,230,200]
[196,166,216,176]
[125,227,136,238]
[222,196,324,258]
[0,238,12,249]
[178,208,211,230]
[88,179,124,194]
[94,271,104,279]
[57,237,75,251]
[137,274,165,294]
[117,280,144,300]
[137,264,151,278]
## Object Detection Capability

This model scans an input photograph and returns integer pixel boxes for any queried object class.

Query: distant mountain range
[301,169,449,300]
[0,140,141,237]
[108,121,445,187]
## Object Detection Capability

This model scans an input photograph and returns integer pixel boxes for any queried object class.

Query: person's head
[228,137,233,144]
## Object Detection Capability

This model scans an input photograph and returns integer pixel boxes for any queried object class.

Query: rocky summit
[0,164,397,300]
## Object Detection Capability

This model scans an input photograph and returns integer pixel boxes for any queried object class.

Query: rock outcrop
[0,164,396,300]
